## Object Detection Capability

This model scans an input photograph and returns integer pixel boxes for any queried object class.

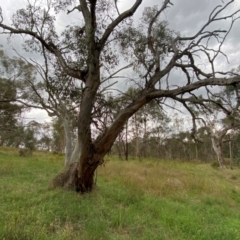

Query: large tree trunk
[52,147,103,192]
[52,80,152,193]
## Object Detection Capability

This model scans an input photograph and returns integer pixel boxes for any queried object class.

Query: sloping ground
[1,147,240,240]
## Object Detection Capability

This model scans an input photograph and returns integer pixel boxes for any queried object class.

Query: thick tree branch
[97,75,240,156]
[148,77,240,99]
[67,5,82,14]
[0,23,86,81]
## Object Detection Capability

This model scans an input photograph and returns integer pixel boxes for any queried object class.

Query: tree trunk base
[51,162,78,190]
[51,161,97,193]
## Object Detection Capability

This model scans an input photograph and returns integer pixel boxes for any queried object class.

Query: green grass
[1,147,240,239]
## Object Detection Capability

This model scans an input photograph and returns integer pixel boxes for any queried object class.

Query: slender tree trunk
[116,136,123,160]
[158,143,161,159]
[143,118,147,158]
[134,114,141,160]
[195,143,198,161]
[211,136,226,168]
[157,132,161,159]
[136,136,141,161]
[125,120,128,161]
[62,117,73,166]
[229,135,233,170]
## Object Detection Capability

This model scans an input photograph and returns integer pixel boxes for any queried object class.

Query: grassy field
[1,147,240,239]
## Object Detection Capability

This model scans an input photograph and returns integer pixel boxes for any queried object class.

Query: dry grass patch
[99,158,239,200]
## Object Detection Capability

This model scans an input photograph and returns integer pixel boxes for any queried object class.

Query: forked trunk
[52,86,152,193]
[51,153,102,193]
[211,136,226,168]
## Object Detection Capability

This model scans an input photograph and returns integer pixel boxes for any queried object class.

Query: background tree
[188,84,240,167]
[0,78,22,145]
[0,48,35,146]
[13,54,82,165]
[37,122,53,151]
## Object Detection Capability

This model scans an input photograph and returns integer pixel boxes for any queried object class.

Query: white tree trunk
[70,138,81,164]
[211,133,226,168]
[62,117,73,166]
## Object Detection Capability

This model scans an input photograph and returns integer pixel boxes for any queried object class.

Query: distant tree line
[0,47,239,166]
[2,90,240,168]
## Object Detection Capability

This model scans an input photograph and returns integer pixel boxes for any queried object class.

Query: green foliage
[23,128,36,151]
[1,148,240,239]
[211,161,220,168]
[0,47,38,147]
[0,78,23,146]
[51,117,65,153]
[119,17,176,76]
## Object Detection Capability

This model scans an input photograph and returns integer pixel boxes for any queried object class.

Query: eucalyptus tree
[1,0,240,192]
[210,86,240,168]
[22,120,41,151]
[51,117,66,153]
[188,85,240,167]
[21,62,82,165]
[0,48,33,146]
[129,99,167,159]
[200,116,235,168]
[0,78,22,146]
[37,122,52,151]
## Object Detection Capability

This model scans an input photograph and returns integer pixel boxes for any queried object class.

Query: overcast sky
[0,0,239,124]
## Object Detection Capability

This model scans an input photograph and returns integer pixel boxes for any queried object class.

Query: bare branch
[178,1,240,42]
[67,5,82,14]
[99,0,142,50]
[0,23,86,81]
[147,0,173,71]
[101,63,133,83]
[99,81,118,94]
[114,0,120,16]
